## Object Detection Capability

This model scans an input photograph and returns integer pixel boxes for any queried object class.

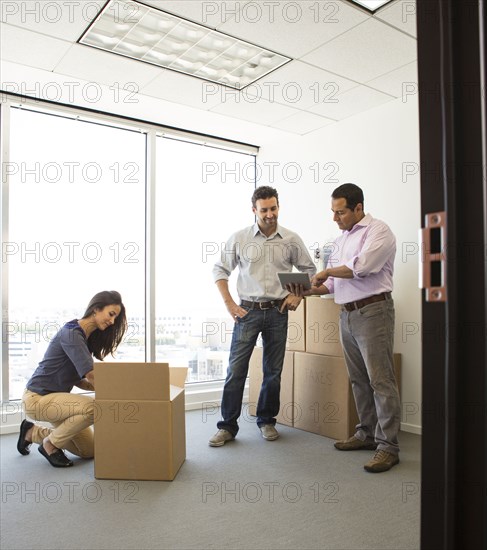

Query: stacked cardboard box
[249,296,401,440]
[286,300,306,352]
[305,296,342,357]
[298,296,401,439]
[248,347,295,427]
[293,351,402,440]
[293,352,355,439]
[94,363,188,481]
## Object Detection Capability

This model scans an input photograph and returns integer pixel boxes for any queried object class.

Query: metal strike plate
[419,211,447,302]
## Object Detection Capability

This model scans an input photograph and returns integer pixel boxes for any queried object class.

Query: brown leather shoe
[364,450,400,473]
[334,436,377,451]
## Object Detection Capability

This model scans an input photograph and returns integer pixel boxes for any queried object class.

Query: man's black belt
[342,292,391,312]
[240,299,284,310]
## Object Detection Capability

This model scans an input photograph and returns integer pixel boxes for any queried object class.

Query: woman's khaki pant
[22,389,94,458]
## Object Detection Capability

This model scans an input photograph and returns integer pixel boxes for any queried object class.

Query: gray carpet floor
[1,410,420,550]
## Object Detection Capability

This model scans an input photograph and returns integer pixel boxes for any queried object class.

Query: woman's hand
[76,378,94,391]
[84,369,95,390]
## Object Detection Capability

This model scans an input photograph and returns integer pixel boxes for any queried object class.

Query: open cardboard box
[94,363,188,481]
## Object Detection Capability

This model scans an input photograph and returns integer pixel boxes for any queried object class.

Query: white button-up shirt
[213,223,316,301]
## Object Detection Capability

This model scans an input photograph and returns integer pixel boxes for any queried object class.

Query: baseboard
[400,422,422,435]
[1,396,422,437]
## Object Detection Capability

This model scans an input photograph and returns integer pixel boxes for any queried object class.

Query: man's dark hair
[331,183,364,210]
[251,186,279,208]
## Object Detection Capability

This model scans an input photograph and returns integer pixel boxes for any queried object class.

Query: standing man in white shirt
[291,183,400,472]
[209,186,316,447]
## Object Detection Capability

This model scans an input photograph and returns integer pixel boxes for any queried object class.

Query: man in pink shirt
[291,183,400,472]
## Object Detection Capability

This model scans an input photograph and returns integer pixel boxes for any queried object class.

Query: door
[417,1,486,548]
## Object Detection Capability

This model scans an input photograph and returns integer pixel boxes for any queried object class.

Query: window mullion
[145,130,157,362]
[1,101,12,402]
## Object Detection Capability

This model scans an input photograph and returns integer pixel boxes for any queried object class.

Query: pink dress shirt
[324,213,396,304]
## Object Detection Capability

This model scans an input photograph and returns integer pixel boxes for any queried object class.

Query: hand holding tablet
[277,272,312,290]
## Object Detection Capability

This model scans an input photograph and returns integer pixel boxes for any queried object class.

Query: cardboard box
[293,352,353,439]
[305,296,343,356]
[293,352,402,440]
[94,363,188,481]
[248,347,295,427]
[286,300,306,352]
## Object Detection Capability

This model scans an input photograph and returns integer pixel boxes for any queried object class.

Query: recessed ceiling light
[78,0,292,90]
[346,0,395,13]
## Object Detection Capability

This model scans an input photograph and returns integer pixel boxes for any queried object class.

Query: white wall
[1,61,422,432]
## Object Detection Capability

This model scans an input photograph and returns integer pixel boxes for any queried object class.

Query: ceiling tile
[270,111,335,134]
[0,0,105,41]
[366,61,417,98]
[54,43,163,89]
[309,84,394,120]
[301,17,416,82]
[141,69,224,109]
[375,0,416,38]
[209,95,299,125]
[0,23,73,71]
[243,60,359,110]
[138,0,252,27]
[216,0,370,58]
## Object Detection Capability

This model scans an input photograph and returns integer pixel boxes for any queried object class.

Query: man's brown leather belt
[240,299,284,310]
[342,292,391,312]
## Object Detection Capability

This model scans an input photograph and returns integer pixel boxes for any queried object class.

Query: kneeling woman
[17,290,127,467]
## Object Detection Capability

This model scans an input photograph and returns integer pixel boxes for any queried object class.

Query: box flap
[95,362,171,400]
[169,367,188,388]
[170,385,185,401]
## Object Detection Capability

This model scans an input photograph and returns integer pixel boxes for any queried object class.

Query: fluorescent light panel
[79,0,291,89]
[347,0,395,12]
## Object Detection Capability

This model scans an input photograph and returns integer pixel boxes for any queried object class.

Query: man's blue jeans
[217,305,288,436]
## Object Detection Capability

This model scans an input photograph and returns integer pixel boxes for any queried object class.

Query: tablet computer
[277,272,312,290]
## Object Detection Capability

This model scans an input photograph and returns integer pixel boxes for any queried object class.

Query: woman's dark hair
[331,183,364,211]
[251,186,279,208]
[81,290,127,360]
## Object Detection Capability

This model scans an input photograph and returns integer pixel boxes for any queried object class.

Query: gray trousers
[339,298,401,455]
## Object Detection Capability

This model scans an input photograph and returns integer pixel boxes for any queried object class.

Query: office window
[155,137,255,381]
[6,108,146,400]
[1,97,258,401]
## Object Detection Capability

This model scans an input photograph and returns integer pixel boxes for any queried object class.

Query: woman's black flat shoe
[38,445,73,467]
[17,419,34,455]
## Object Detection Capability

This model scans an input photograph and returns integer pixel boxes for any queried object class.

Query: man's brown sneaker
[364,450,400,473]
[334,436,377,451]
